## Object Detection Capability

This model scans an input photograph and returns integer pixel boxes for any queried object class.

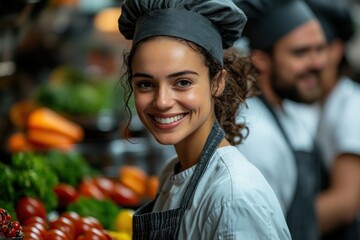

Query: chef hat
[305,0,354,43]
[118,0,247,64]
[234,0,315,50]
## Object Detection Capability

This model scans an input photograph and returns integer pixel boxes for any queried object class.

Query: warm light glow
[94,7,121,33]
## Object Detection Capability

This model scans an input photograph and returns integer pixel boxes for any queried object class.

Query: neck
[259,76,283,107]
[174,117,227,171]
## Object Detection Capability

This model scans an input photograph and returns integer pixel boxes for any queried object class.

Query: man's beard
[270,70,322,104]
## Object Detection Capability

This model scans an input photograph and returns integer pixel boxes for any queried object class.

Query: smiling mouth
[153,114,185,124]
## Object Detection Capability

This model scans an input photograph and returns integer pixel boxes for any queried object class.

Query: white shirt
[236,97,317,213]
[317,77,360,170]
[153,146,291,240]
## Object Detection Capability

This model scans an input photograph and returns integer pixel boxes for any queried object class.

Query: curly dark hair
[120,36,259,145]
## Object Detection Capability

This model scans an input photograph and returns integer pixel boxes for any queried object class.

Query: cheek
[179,91,212,111]
[134,93,151,111]
[278,59,302,78]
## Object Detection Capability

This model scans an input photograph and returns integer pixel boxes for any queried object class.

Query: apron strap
[179,120,224,210]
[258,95,295,151]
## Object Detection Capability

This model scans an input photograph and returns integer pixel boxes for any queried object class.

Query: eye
[292,49,307,57]
[175,79,192,88]
[135,80,155,90]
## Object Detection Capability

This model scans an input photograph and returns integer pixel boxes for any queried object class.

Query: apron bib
[259,96,322,240]
[132,120,224,240]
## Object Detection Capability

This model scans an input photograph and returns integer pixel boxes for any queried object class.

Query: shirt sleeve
[201,199,291,240]
[334,95,360,156]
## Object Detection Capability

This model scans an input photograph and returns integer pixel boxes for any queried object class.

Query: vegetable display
[7,106,84,152]
[0,208,24,239]
[34,66,120,116]
[67,197,120,230]
[0,151,95,219]
[0,152,59,216]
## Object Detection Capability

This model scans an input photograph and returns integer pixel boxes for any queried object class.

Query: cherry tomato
[60,211,81,224]
[83,216,103,230]
[23,230,44,240]
[15,197,47,224]
[101,230,112,240]
[78,180,106,200]
[92,177,115,197]
[22,225,43,239]
[110,182,141,206]
[25,222,47,238]
[53,183,79,208]
[83,228,107,240]
[44,229,68,240]
[23,216,49,229]
[49,217,75,240]
[73,217,93,238]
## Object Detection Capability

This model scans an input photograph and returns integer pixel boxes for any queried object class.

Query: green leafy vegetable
[0,152,59,216]
[34,67,120,116]
[67,196,120,230]
[46,150,96,187]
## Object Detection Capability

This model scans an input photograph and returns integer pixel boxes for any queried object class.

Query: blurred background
[0,0,176,178]
[1,0,360,174]
[0,0,360,235]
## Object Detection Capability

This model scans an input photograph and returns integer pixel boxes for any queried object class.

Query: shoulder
[204,147,282,210]
[197,147,291,238]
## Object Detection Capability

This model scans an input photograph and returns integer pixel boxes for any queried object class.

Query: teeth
[154,114,184,124]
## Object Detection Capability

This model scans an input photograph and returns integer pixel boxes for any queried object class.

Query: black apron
[318,85,360,240]
[259,96,322,240]
[132,120,224,240]
[321,167,360,240]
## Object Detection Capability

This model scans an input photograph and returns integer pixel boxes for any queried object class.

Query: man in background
[234,0,327,239]
[305,0,360,239]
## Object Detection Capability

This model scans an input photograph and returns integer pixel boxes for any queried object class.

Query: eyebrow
[133,70,199,79]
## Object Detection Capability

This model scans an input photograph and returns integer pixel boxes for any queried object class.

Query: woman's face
[131,37,216,145]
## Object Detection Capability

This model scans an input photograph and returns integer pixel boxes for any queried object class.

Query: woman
[118,0,291,239]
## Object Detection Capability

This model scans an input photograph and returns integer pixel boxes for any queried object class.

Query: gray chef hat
[234,0,316,50]
[118,0,247,65]
[305,0,354,43]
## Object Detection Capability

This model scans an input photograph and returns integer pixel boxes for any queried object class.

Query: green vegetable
[34,67,120,116]
[46,150,96,187]
[0,152,59,217]
[11,152,59,212]
[67,196,120,230]
[0,162,15,202]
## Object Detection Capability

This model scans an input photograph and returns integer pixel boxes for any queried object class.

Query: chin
[152,134,179,145]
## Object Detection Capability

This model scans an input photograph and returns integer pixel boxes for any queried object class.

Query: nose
[309,49,326,71]
[152,85,173,109]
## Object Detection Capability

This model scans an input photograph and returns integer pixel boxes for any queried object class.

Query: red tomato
[15,197,47,224]
[23,230,44,240]
[110,182,141,206]
[101,230,112,240]
[83,216,103,230]
[49,217,75,240]
[83,228,107,240]
[60,211,81,224]
[53,183,79,208]
[73,217,93,238]
[22,225,43,239]
[23,216,49,229]
[78,180,106,200]
[25,222,47,238]
[44,229,68,240]
[92,177,115,197]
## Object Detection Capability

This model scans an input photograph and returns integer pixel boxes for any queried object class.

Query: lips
[153,114,185,124]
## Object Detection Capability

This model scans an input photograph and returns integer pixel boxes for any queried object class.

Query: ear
[330,39,344,66]
[251,49,271,72]
[212,69,227,97]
